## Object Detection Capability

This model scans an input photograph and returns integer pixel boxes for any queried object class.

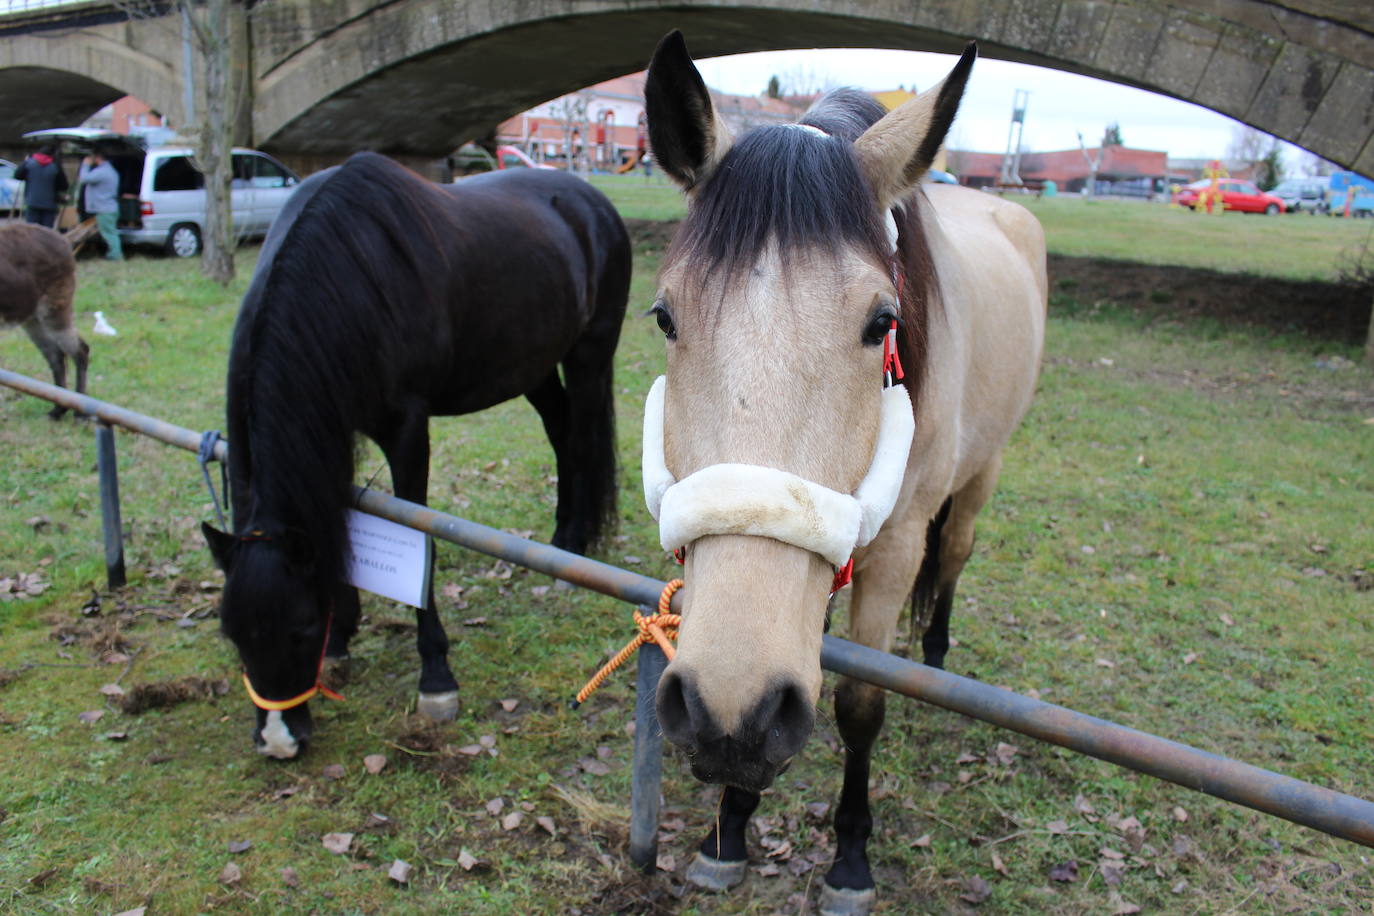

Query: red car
[1176,178,1285,214]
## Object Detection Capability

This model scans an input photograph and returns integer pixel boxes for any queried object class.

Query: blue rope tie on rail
[198,430,229,529]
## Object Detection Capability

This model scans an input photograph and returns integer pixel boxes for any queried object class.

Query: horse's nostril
[656,669,695,748]
[760,682,813,764]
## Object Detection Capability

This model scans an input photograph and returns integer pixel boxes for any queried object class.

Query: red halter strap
[241,612,344,712]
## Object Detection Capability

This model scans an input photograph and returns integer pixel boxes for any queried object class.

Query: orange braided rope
[573,579,683,707]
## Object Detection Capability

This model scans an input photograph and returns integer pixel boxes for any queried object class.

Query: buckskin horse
[0,222,88,419]
[639,33,1046,915]
[203,152,630,759]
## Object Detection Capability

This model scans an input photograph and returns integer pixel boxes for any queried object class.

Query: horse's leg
[326,580,360,659]
[919,456,1002,670]
[908,497,951,660]
[523,370,575,549]
[822,514,924,916]
[685,786,761,891]
[552,309,622,554]
[378,403,459,721]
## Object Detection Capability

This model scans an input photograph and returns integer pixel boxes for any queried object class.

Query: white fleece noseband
[641,376,914,568]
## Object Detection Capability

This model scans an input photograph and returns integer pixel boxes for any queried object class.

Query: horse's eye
[863,311,896,346]
[650,303,677,341]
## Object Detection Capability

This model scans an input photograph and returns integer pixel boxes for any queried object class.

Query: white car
[23,128,301,257]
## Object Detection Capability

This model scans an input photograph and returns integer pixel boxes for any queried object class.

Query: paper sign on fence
[343,509,431,608]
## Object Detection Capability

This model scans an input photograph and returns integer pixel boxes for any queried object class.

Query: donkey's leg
[523,370,576,550]
[920,456,1002,671]
[822,515,925,916]
[378,403,459,721]
[21,317,70,419]
[686,786,761,891]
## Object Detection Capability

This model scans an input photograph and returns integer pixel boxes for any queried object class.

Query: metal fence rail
[4,365,1373,865]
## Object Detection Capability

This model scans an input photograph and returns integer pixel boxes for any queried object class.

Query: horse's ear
[644,30,733,192]
[854,42,977,209]
[202,522,236,571]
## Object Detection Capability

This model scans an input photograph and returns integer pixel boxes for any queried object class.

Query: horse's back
[922,184,1047,479]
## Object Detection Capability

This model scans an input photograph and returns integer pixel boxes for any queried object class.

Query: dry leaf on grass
[486,798,504,816]
[911,833,932,848]
[113,909,147,916]
[1049,860,1079,883]
[991,851,1009,876]
[281,866,300,888]
[1046,819,1069,835]
[99,683,126,698]
[959,874,992,905]
[219,862,242,885]
[388,859,413,884]
[456,744,483,756]
[77,710,104,724]
[322,764,345,780]
[536,816,556,836]
[457,849,478,871]
[363,754,387,775]
[500,698,519,712]
[501,812,524,831]
[321,832,353,854]
[227,839,251,854]
[1172,805,1189,822]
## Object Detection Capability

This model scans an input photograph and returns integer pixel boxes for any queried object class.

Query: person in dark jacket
[14,145,69,228]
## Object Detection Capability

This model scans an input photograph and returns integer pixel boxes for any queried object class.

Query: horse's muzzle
[253,706,313,760]
[657,670,814,791]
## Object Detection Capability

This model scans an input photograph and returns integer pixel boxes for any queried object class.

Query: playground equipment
[1330,171,1374,217]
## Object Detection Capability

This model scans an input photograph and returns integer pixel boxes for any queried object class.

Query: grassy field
[588,173,1374,282]
[1,197,1372,915]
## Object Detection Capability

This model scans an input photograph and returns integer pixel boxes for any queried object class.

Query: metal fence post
[628,642,668,872]
[95,422,126,588]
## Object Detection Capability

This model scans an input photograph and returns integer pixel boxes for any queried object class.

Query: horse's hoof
[685,853,748,892]
[417,690,459,721]
[818,882,876,916]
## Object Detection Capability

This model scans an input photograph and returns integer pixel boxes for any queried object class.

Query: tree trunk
[190,0,236,285]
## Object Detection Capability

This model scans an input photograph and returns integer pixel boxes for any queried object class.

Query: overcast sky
[694,48,1315,168]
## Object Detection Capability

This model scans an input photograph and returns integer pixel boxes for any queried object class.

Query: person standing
[13,144,69,228]
[77,149,123,261]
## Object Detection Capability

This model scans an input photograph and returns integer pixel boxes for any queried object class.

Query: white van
[22,128,301,257]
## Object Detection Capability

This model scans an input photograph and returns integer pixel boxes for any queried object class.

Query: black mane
[226,153,456,593]
[668,88,939,411]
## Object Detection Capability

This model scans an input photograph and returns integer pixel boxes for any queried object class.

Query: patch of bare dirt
[391,725,473,782]
[118,676,230,715]
[1049,254,1370,344]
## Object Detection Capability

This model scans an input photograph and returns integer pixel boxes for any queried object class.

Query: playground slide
[615,150,641,174]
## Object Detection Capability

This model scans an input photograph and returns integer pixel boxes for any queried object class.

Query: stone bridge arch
[253,0,1374,173]
[0,24,183,144]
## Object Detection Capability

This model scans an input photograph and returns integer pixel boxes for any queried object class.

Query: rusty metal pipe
[818,638,1374,848]
[3,369,1372,848]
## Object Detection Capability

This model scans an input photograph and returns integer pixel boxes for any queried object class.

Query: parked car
[0,158,21,209]
[1270,177,1329,213]
[450,142,555,176]
[1176,178,1285,214]
[22,127,301,257]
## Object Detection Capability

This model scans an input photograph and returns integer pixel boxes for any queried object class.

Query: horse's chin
[684,751,793,794]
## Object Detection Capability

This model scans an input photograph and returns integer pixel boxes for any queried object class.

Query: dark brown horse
[0,222,88,419]
[203,152,630,759]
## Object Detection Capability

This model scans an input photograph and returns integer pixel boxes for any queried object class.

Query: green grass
[1,209,1372,914]
[587,174,1374,281]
